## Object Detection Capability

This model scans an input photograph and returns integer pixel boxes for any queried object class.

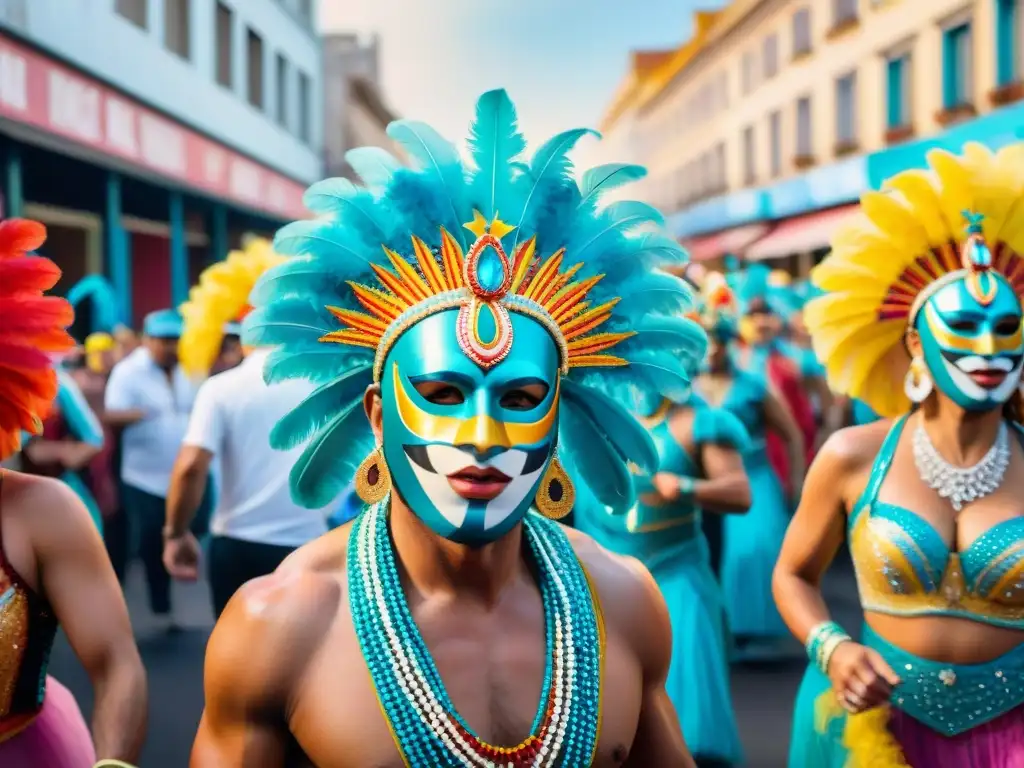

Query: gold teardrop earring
[355,446,392,504]
[534,457,575,520]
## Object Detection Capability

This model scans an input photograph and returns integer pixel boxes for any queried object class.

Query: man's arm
[29,477,147,761]
[191,572,340,767]
[621,559,696,768]
[103,362,146,427]
[166,445,213,537]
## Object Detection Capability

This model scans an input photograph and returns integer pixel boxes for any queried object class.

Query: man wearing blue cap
[104,308,199,630]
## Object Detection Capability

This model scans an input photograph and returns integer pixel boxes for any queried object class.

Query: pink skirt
[0,676,96,768]
[889,704,1024,768]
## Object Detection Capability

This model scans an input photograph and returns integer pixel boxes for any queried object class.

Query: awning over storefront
[744,204,857,262]
[683,222,770,261]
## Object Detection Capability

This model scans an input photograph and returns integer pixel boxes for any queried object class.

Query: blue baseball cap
[142,309,183,339]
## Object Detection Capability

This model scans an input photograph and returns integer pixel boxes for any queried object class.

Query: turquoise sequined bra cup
[849,415,1024,630]
[349,501,605,766]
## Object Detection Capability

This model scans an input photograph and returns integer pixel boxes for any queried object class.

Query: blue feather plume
[269,364,374,450]
[579,163,647,208]
[386,119,468,248]
[467,89,527,221]
[345,147,401,193]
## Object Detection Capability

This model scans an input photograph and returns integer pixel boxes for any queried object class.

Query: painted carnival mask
[380,309,560,545]
[915,222,1024,411]
[917,274,1024,410]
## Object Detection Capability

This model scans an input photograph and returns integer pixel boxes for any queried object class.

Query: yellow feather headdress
[178,237,286,377]
[805,142,1024,418]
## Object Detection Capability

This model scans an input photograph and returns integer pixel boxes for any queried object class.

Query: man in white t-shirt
[104,309,200,626]
[163,347,331,617]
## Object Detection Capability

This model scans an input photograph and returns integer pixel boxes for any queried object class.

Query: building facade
[0,0,323,331]
[323,33,400,180]
[600,0,1024,272]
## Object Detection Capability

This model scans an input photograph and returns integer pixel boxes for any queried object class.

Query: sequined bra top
[0,472,58,742]
[849,416,1024,630]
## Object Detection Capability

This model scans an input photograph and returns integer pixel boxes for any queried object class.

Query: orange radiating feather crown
[322,213,635,380]
[0,219,75,459]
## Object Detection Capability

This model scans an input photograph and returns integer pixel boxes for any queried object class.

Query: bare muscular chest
[289,593,641,767]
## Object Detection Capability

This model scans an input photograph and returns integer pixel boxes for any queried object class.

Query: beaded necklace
[348,499,605,767]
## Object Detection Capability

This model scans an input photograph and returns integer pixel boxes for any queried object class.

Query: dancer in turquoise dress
[777,145,1024,767]
[575,387,751,766]
[697,275,802,652]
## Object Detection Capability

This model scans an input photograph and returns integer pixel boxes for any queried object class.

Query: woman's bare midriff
[866,611,1024,664]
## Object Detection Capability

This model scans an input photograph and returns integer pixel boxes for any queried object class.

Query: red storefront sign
[0,33,307,220]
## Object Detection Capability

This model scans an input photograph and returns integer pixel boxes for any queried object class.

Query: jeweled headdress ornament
[0,219,75,458]
[246,89,704,511]
[178,236,285,378]
[805,143,1024,417]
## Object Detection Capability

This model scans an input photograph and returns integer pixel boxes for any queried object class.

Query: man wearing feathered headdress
[191,90,699,766]
[164,237,333,618]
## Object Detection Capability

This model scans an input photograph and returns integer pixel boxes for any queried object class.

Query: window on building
[298,71,311,144]
[793,8,812,56]
[763,34,779,79]
[741,51,757,94]
[297,0,313,24]
[995,0,1019,86]
[836,71,858,145]
[833,0,857,26]
[715,142,726,192]
[796,96,813,157]
[276,53,289,128]
[743,125,756,185]
[247,28,265,109]
[164,0,190,60]
[886,53,912,129]
[115,0,147,29]
[215,2,233,88]
[769,110,782,177]
[942,21,974,108]
[718,70,729,109]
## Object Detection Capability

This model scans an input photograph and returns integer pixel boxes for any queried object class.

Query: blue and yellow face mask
[918,272,1024,411]
[380,309,561,546]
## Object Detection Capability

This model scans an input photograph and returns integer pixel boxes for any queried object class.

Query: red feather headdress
[0,219,75,459]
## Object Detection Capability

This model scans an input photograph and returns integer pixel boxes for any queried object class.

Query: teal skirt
[647,536,744,764]
[788,625,1024,767]
[721,453,789,638]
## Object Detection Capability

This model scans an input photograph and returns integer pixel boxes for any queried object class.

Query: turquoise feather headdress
[244,89,705,510]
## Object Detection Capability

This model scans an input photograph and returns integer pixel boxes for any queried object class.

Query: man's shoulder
[562,526,664,638]
[207,529,353,696]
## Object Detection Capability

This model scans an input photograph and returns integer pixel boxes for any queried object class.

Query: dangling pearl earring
[904,356,934,403]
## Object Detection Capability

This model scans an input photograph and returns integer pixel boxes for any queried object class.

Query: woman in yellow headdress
[775,143,1024,767]
[178,236,285,380]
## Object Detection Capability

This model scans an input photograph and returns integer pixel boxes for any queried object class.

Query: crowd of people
[0,90,1021,768]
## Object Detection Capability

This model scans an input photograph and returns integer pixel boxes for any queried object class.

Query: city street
[51,554,862,768]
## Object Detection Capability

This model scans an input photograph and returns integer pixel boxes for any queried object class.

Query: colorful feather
[0,219,73,459]
[467,89,527,221]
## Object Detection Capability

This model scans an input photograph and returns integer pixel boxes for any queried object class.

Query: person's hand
[162,532,201,581]
[62,442,100,471]
[827,641,900,714]
[651,473,683,502]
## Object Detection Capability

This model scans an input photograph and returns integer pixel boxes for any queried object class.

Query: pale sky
[318,0,724,154]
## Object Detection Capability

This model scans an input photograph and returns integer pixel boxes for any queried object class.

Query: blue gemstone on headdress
[475,244,506,293]
[967,239,992,268]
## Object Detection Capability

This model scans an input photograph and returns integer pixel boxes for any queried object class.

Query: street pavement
[51,555,862,768]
